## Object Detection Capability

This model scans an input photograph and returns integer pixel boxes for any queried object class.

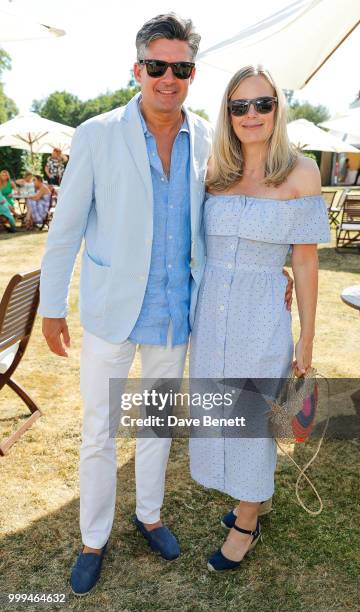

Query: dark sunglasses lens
[255,98,275,113]
[230,101,248,116]
[172,63,193,79]
[146,61,167,77]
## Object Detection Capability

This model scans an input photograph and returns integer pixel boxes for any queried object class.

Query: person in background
[353,162,360,186]
[44,148,67,185]
[0,190,16,232]
[16,171,35,196]
[0,169,16,209]
[340,157,350,184]
[24,175,51,230]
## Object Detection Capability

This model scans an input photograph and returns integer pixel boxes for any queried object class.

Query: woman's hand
[293,337,313,377]
[282,268,293,311]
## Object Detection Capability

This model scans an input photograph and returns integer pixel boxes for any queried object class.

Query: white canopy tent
[319,108,360,143]
[0,9,65,42]
[0,112,74,159]
[197,0,360,90]
[287,119,359,152]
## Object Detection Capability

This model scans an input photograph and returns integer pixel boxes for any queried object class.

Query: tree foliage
[0,49,22,178]
[188,107,209,121]
[286,96,330,125]
[32,86,141,127]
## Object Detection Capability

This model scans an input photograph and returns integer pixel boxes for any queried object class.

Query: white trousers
[79,327,188,548]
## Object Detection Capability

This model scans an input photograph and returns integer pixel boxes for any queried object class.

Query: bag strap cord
[275,372,330,516]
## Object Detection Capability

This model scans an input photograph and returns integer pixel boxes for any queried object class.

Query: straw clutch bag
[267,367,329,515]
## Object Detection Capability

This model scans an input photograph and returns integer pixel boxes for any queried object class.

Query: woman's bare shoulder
[289,155,322,197]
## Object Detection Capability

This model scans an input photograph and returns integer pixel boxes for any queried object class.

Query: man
[39,13,293,596]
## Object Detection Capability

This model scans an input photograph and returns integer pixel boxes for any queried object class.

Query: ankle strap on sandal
[232,522,259,537]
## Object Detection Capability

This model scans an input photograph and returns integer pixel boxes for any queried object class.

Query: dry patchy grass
[0,229,359,611]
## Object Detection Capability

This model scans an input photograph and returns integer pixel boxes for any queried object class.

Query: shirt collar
[137,95,189,136]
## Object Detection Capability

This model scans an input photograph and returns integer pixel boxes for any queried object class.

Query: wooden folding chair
[323,187,348,228]
[0,270,41,456]
[336,194,360,252]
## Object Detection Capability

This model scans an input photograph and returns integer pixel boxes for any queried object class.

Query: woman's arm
[29,186,46,201]
[291,244,318,375]
[290,155,322,376]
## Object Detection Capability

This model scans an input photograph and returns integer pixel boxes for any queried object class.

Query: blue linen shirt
[128,103,191,347]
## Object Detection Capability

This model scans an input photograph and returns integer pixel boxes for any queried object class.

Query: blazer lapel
[122,94,153,199]
[185,109,201,240]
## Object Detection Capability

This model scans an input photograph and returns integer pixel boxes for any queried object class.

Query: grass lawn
[0,229,359,611]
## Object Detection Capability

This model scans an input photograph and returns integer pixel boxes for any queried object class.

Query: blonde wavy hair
[206,65,299,192]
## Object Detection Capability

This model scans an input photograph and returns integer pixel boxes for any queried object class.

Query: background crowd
[0,147,67,233]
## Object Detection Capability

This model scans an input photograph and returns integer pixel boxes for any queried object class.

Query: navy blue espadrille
[208,519,261,572]
[221,498,272,529]
[133,516,180,560]
[70,542,107,596]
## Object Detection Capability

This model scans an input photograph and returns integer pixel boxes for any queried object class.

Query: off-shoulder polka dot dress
[189,194,331,501]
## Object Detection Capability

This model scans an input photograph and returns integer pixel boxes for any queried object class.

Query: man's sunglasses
[138,59,195,79]
[228,96,277,116]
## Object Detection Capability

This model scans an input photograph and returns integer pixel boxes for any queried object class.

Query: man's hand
[282,268,294,311]
[42,317,70,357]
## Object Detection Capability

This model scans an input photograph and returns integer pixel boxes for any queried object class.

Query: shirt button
[227,263,232,269]
[139,275,145,281]
[224,283,229,288]
[168,264,172,269]
[161,177,165,182]
[230,244,235,250]
[219,305,225,311]
[169,205,174,209]
[168,235,173,240]
[167,289,171,294]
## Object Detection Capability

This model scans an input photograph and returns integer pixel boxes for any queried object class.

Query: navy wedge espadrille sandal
[207,519,261,572]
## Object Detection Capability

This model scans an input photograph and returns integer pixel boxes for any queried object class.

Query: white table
[341,284,360,312]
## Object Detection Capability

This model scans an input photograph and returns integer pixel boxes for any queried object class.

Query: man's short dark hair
[34,175,43,182]
[136,13,201,61]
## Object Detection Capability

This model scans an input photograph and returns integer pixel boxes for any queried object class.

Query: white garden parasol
[287,119,359,152]
[0,112,74,159]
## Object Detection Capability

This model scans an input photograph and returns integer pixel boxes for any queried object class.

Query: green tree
[0,49,23,178]
[32,91,82,127]
[287,99,330,125]
[188,107,209,121]
[32,86,140,127]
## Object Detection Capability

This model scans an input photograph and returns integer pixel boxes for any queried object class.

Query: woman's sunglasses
[138,59,195,79]
[228,96,277,116]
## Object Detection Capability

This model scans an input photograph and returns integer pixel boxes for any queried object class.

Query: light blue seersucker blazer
[38,92,213,343]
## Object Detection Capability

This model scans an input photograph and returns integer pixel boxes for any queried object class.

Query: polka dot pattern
[188,194,330,501]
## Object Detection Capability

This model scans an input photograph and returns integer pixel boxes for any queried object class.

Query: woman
[189,66,330,572]
[0,169,16,208]
[24,175,51,230]
[0,191,16,232]
[16,171,35,196]
[44,148,67,185]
